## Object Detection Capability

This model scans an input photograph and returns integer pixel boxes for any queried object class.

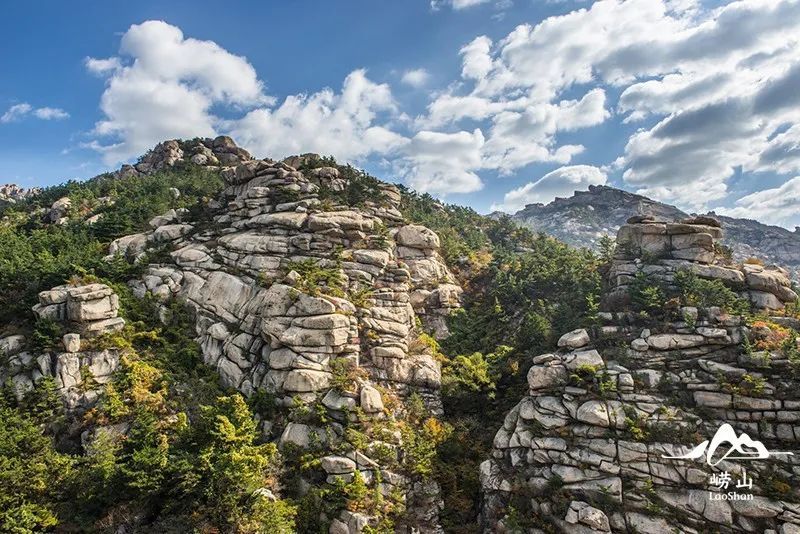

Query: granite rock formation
[105,151,461,532]
[508,185,800,278]
[480,218,800,533]
[1,282,124,410]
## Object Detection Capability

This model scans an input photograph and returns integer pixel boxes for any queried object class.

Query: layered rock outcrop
[607,216,797,312]
[508,184,800,279]
[108,154,461,532]
[116,136,253,178]
[481,219,800,533]
[1,282,123,410]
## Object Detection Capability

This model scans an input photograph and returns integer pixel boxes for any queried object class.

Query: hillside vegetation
[0,150,604,533]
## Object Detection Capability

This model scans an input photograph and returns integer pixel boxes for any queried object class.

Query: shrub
[674,269,749,315]
[285,258,345,297]
[628,272,666,316]
[0,404,73,533]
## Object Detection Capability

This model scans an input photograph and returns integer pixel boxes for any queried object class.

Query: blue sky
[2,0,800,228]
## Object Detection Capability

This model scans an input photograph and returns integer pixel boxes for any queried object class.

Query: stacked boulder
[608,216,797,312]
[33,283,125,337]
[108,154,460,532]
[0,183,40,204]
[1,283,124,409]
[117,136,252,178]
[481,220,800,532]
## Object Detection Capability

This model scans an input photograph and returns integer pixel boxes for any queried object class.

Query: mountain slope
[508,184,800,274]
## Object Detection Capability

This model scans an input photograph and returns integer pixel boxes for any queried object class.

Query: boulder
[62,333,81,353]
[283,369,331,392]
[395,225,441,250]
[558,329,590,349]
[576,401,610,427]
[360,385,384,413]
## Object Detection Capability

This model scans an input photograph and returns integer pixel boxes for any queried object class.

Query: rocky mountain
[0,183,40,205]
[508,184,800,276]
[481,217,800,532]
[1,137,800,534]
[0,138,462,533]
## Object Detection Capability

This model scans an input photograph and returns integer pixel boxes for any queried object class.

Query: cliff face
[508,185,800,277]
[480,217,800,533]
[105,149,460,532]
[0,140,463,533]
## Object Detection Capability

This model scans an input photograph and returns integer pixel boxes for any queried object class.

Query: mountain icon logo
[662,423,794,467]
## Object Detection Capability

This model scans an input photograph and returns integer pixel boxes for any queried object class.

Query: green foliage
[29,317,64,352]
[285,258,346,297]
[628,271,666,316]
[401,394,452,478]
[245,497,298,534]
[0,166,221,324]
[598,235,616,264]
[443,237,601,358]
[442,346,513,398]
[674,269,750,315]
[0,402,73,533]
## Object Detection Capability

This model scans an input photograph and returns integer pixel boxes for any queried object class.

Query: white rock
[283,369,331,392]
[576,401,610,427]
[360,385,384,413]
[62,333,80,353]
[558,329,590,349]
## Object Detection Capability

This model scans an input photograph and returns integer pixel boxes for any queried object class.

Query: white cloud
[1,104,32,123]
[75,3,800,224]
[716,176,800,227]
[86,20,270,164]
[491,165,607,212]
[401,68,430,88]
[33,107,70,120]
[460,36,494,80]
[85,57,122,75]
[427,0,800,215]
[230,69,405,162]
[1,102,69,123]
[398,129,485,194]
[431,0,492,10]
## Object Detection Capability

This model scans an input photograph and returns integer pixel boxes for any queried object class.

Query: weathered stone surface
[63,333,80,353]
[395,224,440,249]
[360,385,384,413]
[576,401,610,427]
[558,329,590,349]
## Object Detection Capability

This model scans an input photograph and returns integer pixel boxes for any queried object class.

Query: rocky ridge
[12,136,252,225]
[0,183,41,205]
[480,217,800,533]
[508,185,800,277]
[0,137,462,532]
[102,150,461,531]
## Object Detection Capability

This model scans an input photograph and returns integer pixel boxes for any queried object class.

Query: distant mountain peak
[510,184,800,275]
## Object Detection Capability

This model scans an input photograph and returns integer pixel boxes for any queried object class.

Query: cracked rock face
[1,282,124,410]
[606,218,797,312]
[109,155,462,533]
[480,222,800,533]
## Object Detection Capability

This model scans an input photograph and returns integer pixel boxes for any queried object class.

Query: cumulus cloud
[86,20,270,164]
[78,3,800,224]
[230,69,406,162]
[398,129,485,194]
[1,103,69,123]
[443,0,800,219]
[491,165,607,212]
[401,68,430,88]
[716,177,800,227]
